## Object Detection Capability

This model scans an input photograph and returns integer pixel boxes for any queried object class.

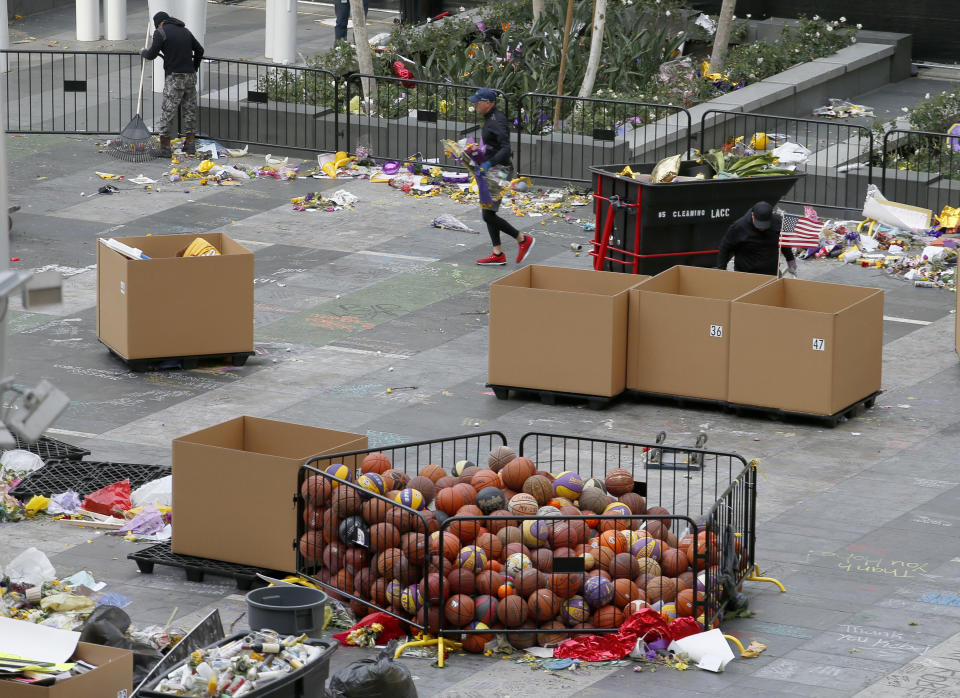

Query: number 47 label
[812,338,826,351]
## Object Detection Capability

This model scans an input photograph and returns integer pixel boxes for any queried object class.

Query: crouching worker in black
[716,201,797,276]
[468,88,535,266]
[140,11,204,157]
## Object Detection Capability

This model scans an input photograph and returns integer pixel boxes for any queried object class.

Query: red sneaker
[476,252,507,266]
[516,234,535,263]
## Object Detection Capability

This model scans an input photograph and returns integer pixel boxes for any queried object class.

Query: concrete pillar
[0,75,9,379]
[273,0,297,65]
[179,0,207,46]
[76,0,101,42]
[147,0,180,93]
[105,0,128,41]
[0,0,8,73]
[265,0,276,59]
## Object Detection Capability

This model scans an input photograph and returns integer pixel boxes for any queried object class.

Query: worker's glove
[787,260,798,277]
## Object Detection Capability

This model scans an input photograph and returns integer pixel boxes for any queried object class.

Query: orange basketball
[578,488,609,516]
[512,568,543,597]
[361,452,392,474]
[646,576,678,604]
[436,488,465,516]
[457,465,479,483]
[537,620,569,647]
[550,520,587,548]
[462,627,494,653]
[302,504,323,531]
[596,546,616,571]
[452,482,478,506]
[610,552,640,579]
[407,476,436,506]
[676,588,704,617]
[645,505,672,529]
[488,559,502,573]
[370,522,401,553]
[361,497,388,525]
[661,548,691,577]
[448,518,480,544]
[612,578,641,609]
[320,508,341,542]
[300,475,333,506]
[331,486,363,518]
[501,457,537,491]
[435,476,457,490]
[475,570,505,596]
[496,594,528,628]
[522,475,554,505]
[604,468,634,496]
[497,526,523,549]
[376,548,404,577]
[548,573,582,599]
[592,605,625,629]
[444,594,475,627]
[419,464,447,483]
[400,532,427,565]
[528,589,561,622]
[529,548,553,573]
[470,468,500,493]
[382,469,410,492]
[618,492,647,515]
[384,506,415,534]
[475,532,503,561]
[676,570,695,592]
[685,530,720,570]
[599,530,629,553]
[298,531,323,562]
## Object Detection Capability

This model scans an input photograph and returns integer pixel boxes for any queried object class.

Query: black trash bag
[79,606,163,685]
[328,645,417,698]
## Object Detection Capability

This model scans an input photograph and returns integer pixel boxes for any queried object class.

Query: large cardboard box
[97,233,254,360]
[489,266,648,397]
[172,417,367,571]
[627,266,774,401]
[728,278,883,415]
[4,643,132,698]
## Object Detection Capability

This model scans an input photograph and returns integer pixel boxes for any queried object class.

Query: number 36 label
[812,338,825,351]
[709,324,723,338]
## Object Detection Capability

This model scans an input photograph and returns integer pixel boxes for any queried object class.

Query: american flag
[780,213,823,248]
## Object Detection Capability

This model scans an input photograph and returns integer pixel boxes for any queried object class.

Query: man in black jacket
[140,12,204,157]
[716,201,798,276]
[468,88,534,266]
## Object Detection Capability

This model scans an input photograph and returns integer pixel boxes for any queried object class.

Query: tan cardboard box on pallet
[728,278,883,416]
[489,266,649,397]
[4,643,132,698]
[97,233,254,360]
[627,266,774,401]
[172,417,367,571]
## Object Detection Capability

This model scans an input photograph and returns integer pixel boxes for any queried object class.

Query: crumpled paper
[5,546,57,586]
[1,449,43,474]
[115,504,166,536]
[41,593,96,613]
[47,490,82,515]
[24,495,50,516]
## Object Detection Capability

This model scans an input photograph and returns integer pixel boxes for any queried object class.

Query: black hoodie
[141,17,204,76]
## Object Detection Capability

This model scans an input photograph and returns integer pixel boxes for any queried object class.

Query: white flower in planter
[812,14,820,20]
[815,32,820,37]
[839,16,847,22]
[850,37,856,42]
[757,57,764,64]
[746,13,752,18]
[665,10,671,16]
[856,23,863,29]
[826,25,833,31]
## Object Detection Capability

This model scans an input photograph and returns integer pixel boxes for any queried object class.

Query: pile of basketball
[298,446,720,652]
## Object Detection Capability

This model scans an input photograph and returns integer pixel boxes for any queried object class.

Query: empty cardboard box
[97,233,254,360]
[3,642,133,698]
[489,266,648,397]
[627,266,774,401]
[728,278,883,416]
[172,417,367,571]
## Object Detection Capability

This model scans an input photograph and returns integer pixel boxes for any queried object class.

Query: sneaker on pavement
[516,234,535,263]
[476,252,507,266]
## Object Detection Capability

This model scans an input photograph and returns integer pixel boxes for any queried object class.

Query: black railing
[515,93,692,183]
[700,110,874,213]
[343,73,503,170]
[880,128,960,213]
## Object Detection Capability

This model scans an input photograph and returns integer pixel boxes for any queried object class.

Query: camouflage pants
[158,72,198,137]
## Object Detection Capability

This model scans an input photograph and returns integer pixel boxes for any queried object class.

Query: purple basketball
[552,471,584,500]
[474,594,498,624]
[583,576,614,609]
[401,583,422,614]
[631,536,662,561]
[386,580,403,606]
[560,595,588,626]
[397,487,426,511]
[458,545,487,573]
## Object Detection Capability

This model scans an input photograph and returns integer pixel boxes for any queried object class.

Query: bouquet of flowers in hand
[442,138,510,209]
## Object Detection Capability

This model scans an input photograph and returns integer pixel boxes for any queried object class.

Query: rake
[110,19,156,162]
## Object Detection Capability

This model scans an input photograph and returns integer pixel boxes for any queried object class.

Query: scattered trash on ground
[813,98,875,118]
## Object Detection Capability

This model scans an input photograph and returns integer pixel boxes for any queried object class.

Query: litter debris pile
[813,98,875,119]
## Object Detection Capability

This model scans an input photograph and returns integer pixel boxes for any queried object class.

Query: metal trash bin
[590,162,803,275]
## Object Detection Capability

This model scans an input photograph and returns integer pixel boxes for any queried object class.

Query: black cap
[751,201,773,230]
[467,88,499,103]
[153,11,170,27]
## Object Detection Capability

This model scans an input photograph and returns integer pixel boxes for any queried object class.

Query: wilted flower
[665,9,670,16]
[813,14,820,20]
[826,25,833,31]
[839,16,846,22]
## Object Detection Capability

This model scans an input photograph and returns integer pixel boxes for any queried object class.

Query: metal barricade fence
[699,110,874,213]
[295,430,754,640]
[514,93,692,183]
[881,128,960,213]
[1,49,159,135]
[199,58,339,154]
[344,74,501,170]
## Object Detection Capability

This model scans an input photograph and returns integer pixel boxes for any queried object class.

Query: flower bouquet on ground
[442,138,512,209]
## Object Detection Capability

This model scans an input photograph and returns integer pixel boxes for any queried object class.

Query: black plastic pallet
[10,434,90,462]
[488,384,621,410]
[9,460,170,499]
[104,345,254,373]
[128,542,284,591]
[628,389,881,428]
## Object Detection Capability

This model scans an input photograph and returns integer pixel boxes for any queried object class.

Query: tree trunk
[532,0,544,21]
[350,0,376,106]
[552,0,575,130]
[709,0,737,73]
[577,0,607,99]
